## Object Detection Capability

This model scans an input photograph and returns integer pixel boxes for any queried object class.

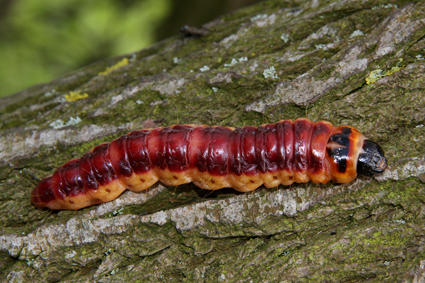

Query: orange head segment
[325,126,386,183]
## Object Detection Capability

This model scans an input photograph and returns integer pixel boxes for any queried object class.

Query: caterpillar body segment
[31,119,387,210]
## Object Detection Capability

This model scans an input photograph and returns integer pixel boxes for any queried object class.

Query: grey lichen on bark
[1,0,425,281]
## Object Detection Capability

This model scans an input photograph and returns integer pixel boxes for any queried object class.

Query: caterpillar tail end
[357,140,387,176]
[31,176,55,209]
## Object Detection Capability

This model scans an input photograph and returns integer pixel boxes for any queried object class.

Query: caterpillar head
[326,126,386,183]
[357,139,387,176]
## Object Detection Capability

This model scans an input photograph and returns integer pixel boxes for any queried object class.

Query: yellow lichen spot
[98,58,129,76]
[366,59,405,84]
[365,69,384,84]
[65,91,89,102]
[385,66,403,76]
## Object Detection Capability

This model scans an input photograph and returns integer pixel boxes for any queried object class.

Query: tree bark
[1,0,425,282]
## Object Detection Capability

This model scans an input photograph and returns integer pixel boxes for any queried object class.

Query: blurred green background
[0,0,261,98]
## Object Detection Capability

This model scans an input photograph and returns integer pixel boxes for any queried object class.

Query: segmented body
[31,118,366,210]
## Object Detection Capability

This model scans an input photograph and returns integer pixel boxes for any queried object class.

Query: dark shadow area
[155,0,264,40]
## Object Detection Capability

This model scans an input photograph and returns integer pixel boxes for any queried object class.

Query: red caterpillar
[31,119,387,210]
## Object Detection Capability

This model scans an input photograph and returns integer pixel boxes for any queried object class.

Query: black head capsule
[357,140,387,176]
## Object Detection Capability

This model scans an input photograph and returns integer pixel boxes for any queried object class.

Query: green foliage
[0,0,171,98]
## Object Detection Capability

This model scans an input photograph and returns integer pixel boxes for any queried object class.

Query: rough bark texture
[1,0,425,282]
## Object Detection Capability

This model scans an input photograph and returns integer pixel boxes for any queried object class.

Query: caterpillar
[31,118,387,210]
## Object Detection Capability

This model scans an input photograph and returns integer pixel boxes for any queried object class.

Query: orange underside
[44,165,335,210]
